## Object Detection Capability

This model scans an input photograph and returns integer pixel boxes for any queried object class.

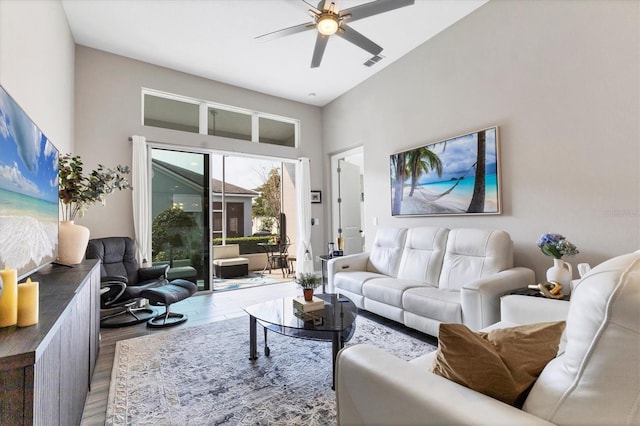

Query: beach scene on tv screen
[0,86,59,277]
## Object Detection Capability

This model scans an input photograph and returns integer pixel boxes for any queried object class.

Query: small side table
[501,289,570,325]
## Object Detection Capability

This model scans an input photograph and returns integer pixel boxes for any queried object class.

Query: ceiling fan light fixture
[317,13,339,36]
[256,0,415,68]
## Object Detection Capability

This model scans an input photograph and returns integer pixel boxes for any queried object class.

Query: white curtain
[296,157,313,274]
[131,135,151,265]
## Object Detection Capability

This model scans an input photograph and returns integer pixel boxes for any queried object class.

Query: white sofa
[335,250,640,425]
[328,227,534,336]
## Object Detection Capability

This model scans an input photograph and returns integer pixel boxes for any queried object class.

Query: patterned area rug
[106,313,437,425]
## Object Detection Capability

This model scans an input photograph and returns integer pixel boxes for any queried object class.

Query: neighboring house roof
[152,158,258,197]
[210,179,258,196]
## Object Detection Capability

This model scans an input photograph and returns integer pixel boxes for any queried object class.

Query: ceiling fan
[255,0,415,68]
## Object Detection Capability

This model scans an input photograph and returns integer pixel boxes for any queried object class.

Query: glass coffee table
[244,293,357,388]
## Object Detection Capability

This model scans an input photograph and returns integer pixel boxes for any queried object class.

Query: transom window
[143,90,299,148]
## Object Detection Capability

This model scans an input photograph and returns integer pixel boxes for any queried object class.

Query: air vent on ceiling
[364,54,384,67]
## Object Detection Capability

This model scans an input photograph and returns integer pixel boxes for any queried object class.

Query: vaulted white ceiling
[61,0,487,106]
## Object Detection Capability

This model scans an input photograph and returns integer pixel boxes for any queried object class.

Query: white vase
[58,220,90,264]
[546,258,573,295]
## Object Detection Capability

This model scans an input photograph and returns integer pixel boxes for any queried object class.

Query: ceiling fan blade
[318,0,332,11]
[311,33,330,68]
[301,0,322,14]
[336,24,382,55]
[340,0,414,23]
[255,21,315,42]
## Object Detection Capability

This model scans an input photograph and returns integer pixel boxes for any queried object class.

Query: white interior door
[331,148,364,255]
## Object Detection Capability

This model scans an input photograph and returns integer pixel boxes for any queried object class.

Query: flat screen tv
[0,85,59,280]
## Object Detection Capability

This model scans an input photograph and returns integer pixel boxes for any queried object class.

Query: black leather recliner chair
[86,236,169,328]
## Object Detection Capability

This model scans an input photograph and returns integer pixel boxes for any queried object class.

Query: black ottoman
[141,279,197,328]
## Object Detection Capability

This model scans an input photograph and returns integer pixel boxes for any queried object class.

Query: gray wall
[0,0,75,154]
[323,0,639,282]
[73,47,326,262]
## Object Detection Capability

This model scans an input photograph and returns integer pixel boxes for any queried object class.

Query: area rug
[212,272,285,291]
[106,314,437,425]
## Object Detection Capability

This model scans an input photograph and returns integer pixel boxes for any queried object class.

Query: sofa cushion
[367,227,407,277]
[213,244,241,259]
[213,257,249,267]
[167,266,197,280]
[403,287,462,324]
[408,319,522,370]
[397,227,449,285]
[334,271,387,295]
[523,251,640,425]
[431,321,566,407]
[362,278,425,308]
[438,229,513,290]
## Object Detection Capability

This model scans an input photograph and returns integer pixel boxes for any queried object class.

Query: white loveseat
[327,227,535,336]
[335,251,640,425]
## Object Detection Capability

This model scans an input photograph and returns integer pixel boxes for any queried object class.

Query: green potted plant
[295,272,321,301]
[59,154,132,221]
[57,154,132,264]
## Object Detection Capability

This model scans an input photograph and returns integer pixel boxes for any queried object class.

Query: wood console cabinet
[0,260,100,425]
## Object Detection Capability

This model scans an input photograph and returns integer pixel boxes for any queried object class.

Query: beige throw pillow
[431,321,566,407]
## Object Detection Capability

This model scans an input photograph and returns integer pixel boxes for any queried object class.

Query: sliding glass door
[148,147,297,292]
[151,148,211,291]
[210,154,298,290]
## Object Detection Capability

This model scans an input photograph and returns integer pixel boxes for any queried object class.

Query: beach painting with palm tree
[390,127,500,216]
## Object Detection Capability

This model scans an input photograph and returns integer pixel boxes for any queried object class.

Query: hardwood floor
[80,280,300,425]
